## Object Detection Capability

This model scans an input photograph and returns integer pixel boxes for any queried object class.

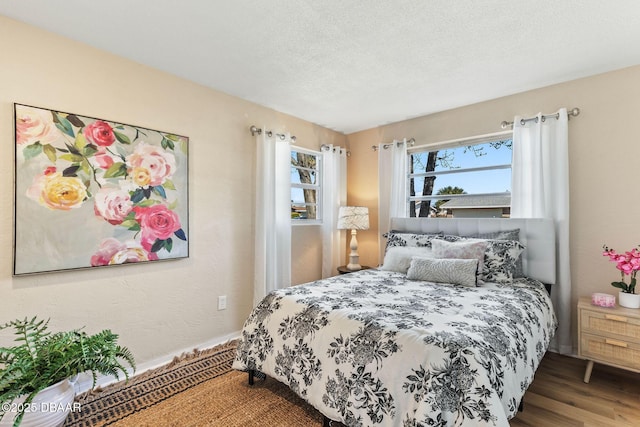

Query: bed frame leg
[518,400,524,412]
[323,415,331,427]
[248,369,255,386]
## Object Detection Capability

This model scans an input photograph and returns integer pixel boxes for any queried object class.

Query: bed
[233,218,558,426]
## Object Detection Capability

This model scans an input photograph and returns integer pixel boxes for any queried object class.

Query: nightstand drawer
[580,309,640,342]
[580,332,640,371]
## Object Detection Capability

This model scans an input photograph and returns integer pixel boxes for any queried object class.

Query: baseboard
[73,330,241,394]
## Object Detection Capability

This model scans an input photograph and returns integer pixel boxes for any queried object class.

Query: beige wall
[0,16,344,368]
[347,65,640,348]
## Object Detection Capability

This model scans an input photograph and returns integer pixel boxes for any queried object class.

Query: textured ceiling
[2,1,640,134]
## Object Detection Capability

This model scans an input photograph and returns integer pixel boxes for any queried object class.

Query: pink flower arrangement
[602,245,640,294]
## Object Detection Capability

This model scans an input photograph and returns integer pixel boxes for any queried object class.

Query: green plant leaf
[131,188,145,203]
[150,239,164,253]
[161,136,175,150]
[74,132,87,150]
[66,114,85,127]
[59,153,84,163]
[163,179,176,191]
[22,143,43,160]
[103,162,127,179]
[152,185,167,199]
[113,131,131,145]
[62,165,81,177]
[52,112,75,137]
[120,219,140,230]
[43,144,57,163]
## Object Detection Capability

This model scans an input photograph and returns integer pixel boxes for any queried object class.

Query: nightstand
[337,265,371,275]
[577,296,640,383]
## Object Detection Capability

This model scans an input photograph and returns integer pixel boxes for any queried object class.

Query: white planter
[0,379,75,427]
[618,291,640,309]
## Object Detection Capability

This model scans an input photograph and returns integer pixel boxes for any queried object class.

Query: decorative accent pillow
[480,240,526,283]
[469,229,523,277]
[431,238,488,281]
[383,231,443,253]
[406,257,479,288]
[380,247,434,274]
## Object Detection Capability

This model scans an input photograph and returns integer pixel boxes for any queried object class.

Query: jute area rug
[63,340,333,426]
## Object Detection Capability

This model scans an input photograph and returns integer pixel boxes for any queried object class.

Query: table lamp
[337,206,370,270]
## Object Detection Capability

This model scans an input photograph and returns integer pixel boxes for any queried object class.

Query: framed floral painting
[13,104,189,275]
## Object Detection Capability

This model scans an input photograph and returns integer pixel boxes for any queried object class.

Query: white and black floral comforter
[232,269,557,427]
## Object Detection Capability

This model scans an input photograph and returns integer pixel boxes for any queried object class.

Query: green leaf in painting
[166,134,181,142]
[163,179,176,190]
[174,229,187,241]
[62,165,80,177]
[65,142,81,155]
[60,153,84,163]
[81,159,92,175]
[43,144,57,163]
[74,132,87,150]
[168,199,178,210]
[152,186,167,199]
[161,136,175,150]
[143,187,152,199]
[137,199,157,207]
[121,219,140,231]
[131,188,145,203]
[103,162,127,179]
[83,144,98,158]
[113,130,131,145]
[23,142,43,160]
[180,139,188,155]
[53,112,75,137]
[165,238,173,252]
[150,239,164,253]
[66,114,85,127]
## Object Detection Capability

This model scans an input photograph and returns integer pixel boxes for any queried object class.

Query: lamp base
[346,230,361,270]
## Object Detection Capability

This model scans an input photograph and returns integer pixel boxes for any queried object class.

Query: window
[291,148,321,222]
[408,135,513,218]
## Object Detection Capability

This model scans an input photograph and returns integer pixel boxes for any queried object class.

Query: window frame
[290,146,322,225]
[406,130,513,218]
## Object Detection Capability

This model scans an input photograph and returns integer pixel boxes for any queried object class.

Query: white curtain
[321,145,347,278]
[377,139,408,262]
[254,130,292,306]
[511,108,572,355]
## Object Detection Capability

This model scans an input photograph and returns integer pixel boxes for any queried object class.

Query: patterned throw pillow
[383,231,443,253]
[406,257,479,288]
[469,229,523,277]
[431,238,488,283]
[480,240,526,283]
[380,247,434,274]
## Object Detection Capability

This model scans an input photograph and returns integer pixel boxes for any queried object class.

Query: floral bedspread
[232,269,557,427]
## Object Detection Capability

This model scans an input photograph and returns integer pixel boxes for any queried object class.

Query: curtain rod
[249,125,297,142]
[371,138,416,151]
[500,107,580,129]
[320,143,351,156]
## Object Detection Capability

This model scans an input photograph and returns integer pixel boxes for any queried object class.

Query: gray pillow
[380,246,434,274]
[407,257,479,288]
[469,229,523,277]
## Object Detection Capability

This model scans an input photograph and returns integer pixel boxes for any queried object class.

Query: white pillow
[380,247,434,274]
[406,257,479,287]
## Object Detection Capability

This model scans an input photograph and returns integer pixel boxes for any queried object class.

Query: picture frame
[13,103,189,275]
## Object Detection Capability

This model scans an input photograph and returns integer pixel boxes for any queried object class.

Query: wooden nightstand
[577,296,640,383]
[337,265,371,275]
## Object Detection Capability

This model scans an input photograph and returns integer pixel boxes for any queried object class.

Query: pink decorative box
[591,293,616,308]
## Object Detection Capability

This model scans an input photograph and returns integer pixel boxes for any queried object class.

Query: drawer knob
[604,314,628,323]
[605,338,628,348]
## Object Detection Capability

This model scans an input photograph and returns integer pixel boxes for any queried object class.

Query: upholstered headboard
[389,217,556,285]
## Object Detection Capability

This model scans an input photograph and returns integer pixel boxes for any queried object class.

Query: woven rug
[63,340,330,426]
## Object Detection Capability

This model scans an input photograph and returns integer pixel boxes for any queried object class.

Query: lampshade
[337,206,369,230]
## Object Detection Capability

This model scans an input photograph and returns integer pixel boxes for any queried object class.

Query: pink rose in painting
[134,205,181,250]
[84,120,116,147]
[127,142,176,186]
[16,106,62,145]
[94,187,133,225]
[94,149,115,169]
[91,238,157,266]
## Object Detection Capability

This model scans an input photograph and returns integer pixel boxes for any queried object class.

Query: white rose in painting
[126,142,176,187]
[94,187,133,225]
[16,106,62,145]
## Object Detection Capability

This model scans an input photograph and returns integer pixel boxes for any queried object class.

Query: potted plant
[602,245,640,308]
[0,317,135,427]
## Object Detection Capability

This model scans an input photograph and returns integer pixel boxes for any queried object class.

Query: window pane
[292,188,318,220]
[408,138,512,218]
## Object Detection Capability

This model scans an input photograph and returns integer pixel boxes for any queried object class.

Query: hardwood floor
[511,352,640,426]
